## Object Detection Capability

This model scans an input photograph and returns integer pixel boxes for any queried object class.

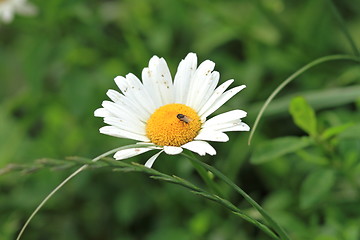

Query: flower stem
[15,144,151,240]
[182,153,290,240]
[187,152,223,196]
[102,159,281,239]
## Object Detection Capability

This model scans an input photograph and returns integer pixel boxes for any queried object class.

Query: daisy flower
[94,53,250,168]
[0,0,37,23]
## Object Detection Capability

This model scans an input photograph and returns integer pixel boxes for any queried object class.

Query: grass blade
[248,55,360,145]
[182,153,290,240]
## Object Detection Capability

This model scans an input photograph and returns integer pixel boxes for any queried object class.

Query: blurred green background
[1,0,360,239]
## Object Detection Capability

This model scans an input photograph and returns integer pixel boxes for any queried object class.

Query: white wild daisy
[0,0,37,23]
[94,53,250,168]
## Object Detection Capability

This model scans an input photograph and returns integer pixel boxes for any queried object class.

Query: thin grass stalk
[15,144,151,240]
[182,153,290,240]
[248,55,360,145]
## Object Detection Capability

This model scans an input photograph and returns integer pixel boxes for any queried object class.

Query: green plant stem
[10,154,280,240]
[192,191,279,240]
[187,152,223,196]
[327,0,360,57]
[248,55,360,145]
[15,144,151,240]
[108,160,280,239]
[182,153,290,240]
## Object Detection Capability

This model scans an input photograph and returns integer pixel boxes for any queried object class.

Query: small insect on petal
[177,114,192,123]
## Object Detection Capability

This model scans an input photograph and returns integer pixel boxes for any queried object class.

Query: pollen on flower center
[146,103,202,147]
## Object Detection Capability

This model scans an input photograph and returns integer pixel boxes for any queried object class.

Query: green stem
[187,152,223,196]
[182,153,290,240]
[15,144,151,240]
[327,0,360,57]
[104,159,280,239]
[194,191,280,240]
[248,55,360,145]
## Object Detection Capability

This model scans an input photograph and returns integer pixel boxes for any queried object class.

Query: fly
[177,114,192,123]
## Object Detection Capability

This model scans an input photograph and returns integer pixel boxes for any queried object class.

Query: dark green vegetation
[1,0,360,239]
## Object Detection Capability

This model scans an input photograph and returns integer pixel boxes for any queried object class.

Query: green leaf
[321,123,353,140]
[289,96,317,136]
[296,150,328,165]
[251,136,313,164]
[299,169,336,209]
[338,123,360,139]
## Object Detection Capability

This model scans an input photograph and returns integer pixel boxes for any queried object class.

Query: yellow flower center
[146,103,202,147]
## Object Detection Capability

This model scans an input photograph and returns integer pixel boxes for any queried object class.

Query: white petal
[102,100,144,123]
[182,141,216,156]
[145,150,163,168]
[113,77,150,121]
[203,119,250,132]
[221,122,250,132]
[94,108,112,117]
[106,88,151,121]
[125,73,157,114]
[103,117,146,135]
[163,146,183,155]
[174,53,197,103]
[100,126,149,142]
[106,89,124,103]
[103,112,144,129]
[142,67,162,108]
[200,85,246,119]
[194,130,229,142]
[114,75,130,95]
[115,73,156,114]
[203,110,247,128]
[155,58,174,104]
[114,147,154,160]
[198,79,235,116]
[141,56,173,108]
[186,60,215,108]
[195,71,220,111]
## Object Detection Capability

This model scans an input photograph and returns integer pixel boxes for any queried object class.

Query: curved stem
[16,165,88,240]
[16,144,151,240]
[248,55,360,145]
[103,159,280,239]
[188,152,223,195]
[195,190,280,239]
[182,153,290,240]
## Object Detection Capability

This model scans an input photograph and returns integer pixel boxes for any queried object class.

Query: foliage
[1,0,360,239]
